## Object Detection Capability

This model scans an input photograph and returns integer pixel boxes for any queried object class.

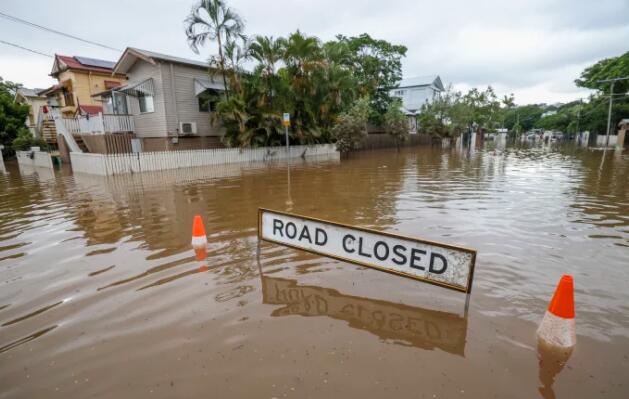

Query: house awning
[117,78,155,97]
[194,77,225,96]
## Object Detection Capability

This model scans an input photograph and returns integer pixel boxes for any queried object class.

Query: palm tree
[185,0,244,99]
[249,36,285,106]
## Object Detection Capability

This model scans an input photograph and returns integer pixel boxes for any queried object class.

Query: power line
[0,11,121,52]
[0,39,52,57]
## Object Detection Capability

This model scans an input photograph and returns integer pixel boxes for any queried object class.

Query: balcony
[63,113,135,134]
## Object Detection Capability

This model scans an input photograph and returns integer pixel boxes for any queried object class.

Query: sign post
[282,112,290,156]
[258,208,477,293]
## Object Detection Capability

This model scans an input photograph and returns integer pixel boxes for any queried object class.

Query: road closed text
[259,209,476,292]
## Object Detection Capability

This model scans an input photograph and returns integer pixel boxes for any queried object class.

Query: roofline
[113,47,216,75]
[51,54,123,78]
[112,47,157,75]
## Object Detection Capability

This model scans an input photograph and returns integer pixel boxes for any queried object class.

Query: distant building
[390,75,444,132]
[15,88,47,136]
[542,110,557,118]
[38,54,127,117]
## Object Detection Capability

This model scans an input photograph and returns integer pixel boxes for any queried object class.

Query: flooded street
[1,144,628,398]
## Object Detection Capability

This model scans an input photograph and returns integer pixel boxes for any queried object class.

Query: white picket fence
[70,144,338,176]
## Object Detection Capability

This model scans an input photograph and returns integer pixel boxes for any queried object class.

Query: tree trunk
[217,33,229,100]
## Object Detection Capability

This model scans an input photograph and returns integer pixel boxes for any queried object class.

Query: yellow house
[40,55,127,117]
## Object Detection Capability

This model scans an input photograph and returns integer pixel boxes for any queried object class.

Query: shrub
[330,97,370,154]
[11,128,48,152]
[383,99,409,149]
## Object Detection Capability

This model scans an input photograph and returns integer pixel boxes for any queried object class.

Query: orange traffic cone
[536,275,576,348]
[191,215,208,249]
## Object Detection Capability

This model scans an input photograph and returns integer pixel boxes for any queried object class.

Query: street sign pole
[282,113,290,156]
[285,125,289,153]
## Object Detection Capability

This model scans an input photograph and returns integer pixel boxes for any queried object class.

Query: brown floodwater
[0,143,628,398]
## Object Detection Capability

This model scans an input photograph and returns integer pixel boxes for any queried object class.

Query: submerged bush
[12,128,48,152]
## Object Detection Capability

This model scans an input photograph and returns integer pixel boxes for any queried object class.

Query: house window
[393,89,406,96]
[63,89,75,106]
[198,89,219,112]
[104,92,128,114]
[138,91,154,113]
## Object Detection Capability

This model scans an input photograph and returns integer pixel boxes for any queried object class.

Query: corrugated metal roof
[396,75,444,90]
[17,88,46,98]
[130,48,209,69]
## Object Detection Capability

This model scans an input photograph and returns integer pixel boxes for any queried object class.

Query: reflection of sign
[258,208,477,292]
[262,276,468,356]
[282,113,290,127]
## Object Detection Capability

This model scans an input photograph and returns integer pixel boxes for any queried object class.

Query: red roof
[56,55,116,74]
[78,105,103,115]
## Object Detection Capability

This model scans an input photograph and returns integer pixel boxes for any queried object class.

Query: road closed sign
[258,209,477,293]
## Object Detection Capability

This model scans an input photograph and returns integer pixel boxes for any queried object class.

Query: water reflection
[537,339,574,399]
[0,325,58,354]
[261,276,468,356]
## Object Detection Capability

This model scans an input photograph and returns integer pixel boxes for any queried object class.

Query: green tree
[418,85,460,137]
[575,51,629,94]
[336,33,407,124]
[0,77,30,156]
[504,104,544,132]
[249,35,285,107]
[462,86,501,133]
[575,51,629,136]
[331,97,370,154]
[185,0,245,99]
[383,99,409,149]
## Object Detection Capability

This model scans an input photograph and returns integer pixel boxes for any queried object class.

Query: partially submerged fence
[70,144,338,176]
[360,133,432,151]
[16,149,54,169]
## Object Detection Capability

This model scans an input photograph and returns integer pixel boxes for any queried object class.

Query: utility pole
[597,77,629,147]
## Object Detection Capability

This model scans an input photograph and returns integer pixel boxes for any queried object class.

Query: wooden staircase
[73,134,89,152]
[40,119,57,145]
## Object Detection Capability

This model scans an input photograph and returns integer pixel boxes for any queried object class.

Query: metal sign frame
[258,208,477,293]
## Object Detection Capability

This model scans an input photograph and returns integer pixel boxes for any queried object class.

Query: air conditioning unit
[179,121,197,135]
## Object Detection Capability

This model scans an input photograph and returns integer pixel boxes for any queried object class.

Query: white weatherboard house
[390,75,444,132]
[98,47,226,151]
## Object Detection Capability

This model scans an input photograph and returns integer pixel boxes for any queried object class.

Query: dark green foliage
[504,105,544,131]
[12,127,48,152]
[205,30,405,148]
[330,97,370,154]
[418,86,502,137]
[383,99,409,148]
[335,34,407,125]
[575,51,629,94]
[0,77,30,157]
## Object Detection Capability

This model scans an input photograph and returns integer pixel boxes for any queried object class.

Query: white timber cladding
[160,62,224,137]
[126,60,168,137]
[259,209,476,292]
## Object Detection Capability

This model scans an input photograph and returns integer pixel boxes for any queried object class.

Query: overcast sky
[1,0,627,104]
